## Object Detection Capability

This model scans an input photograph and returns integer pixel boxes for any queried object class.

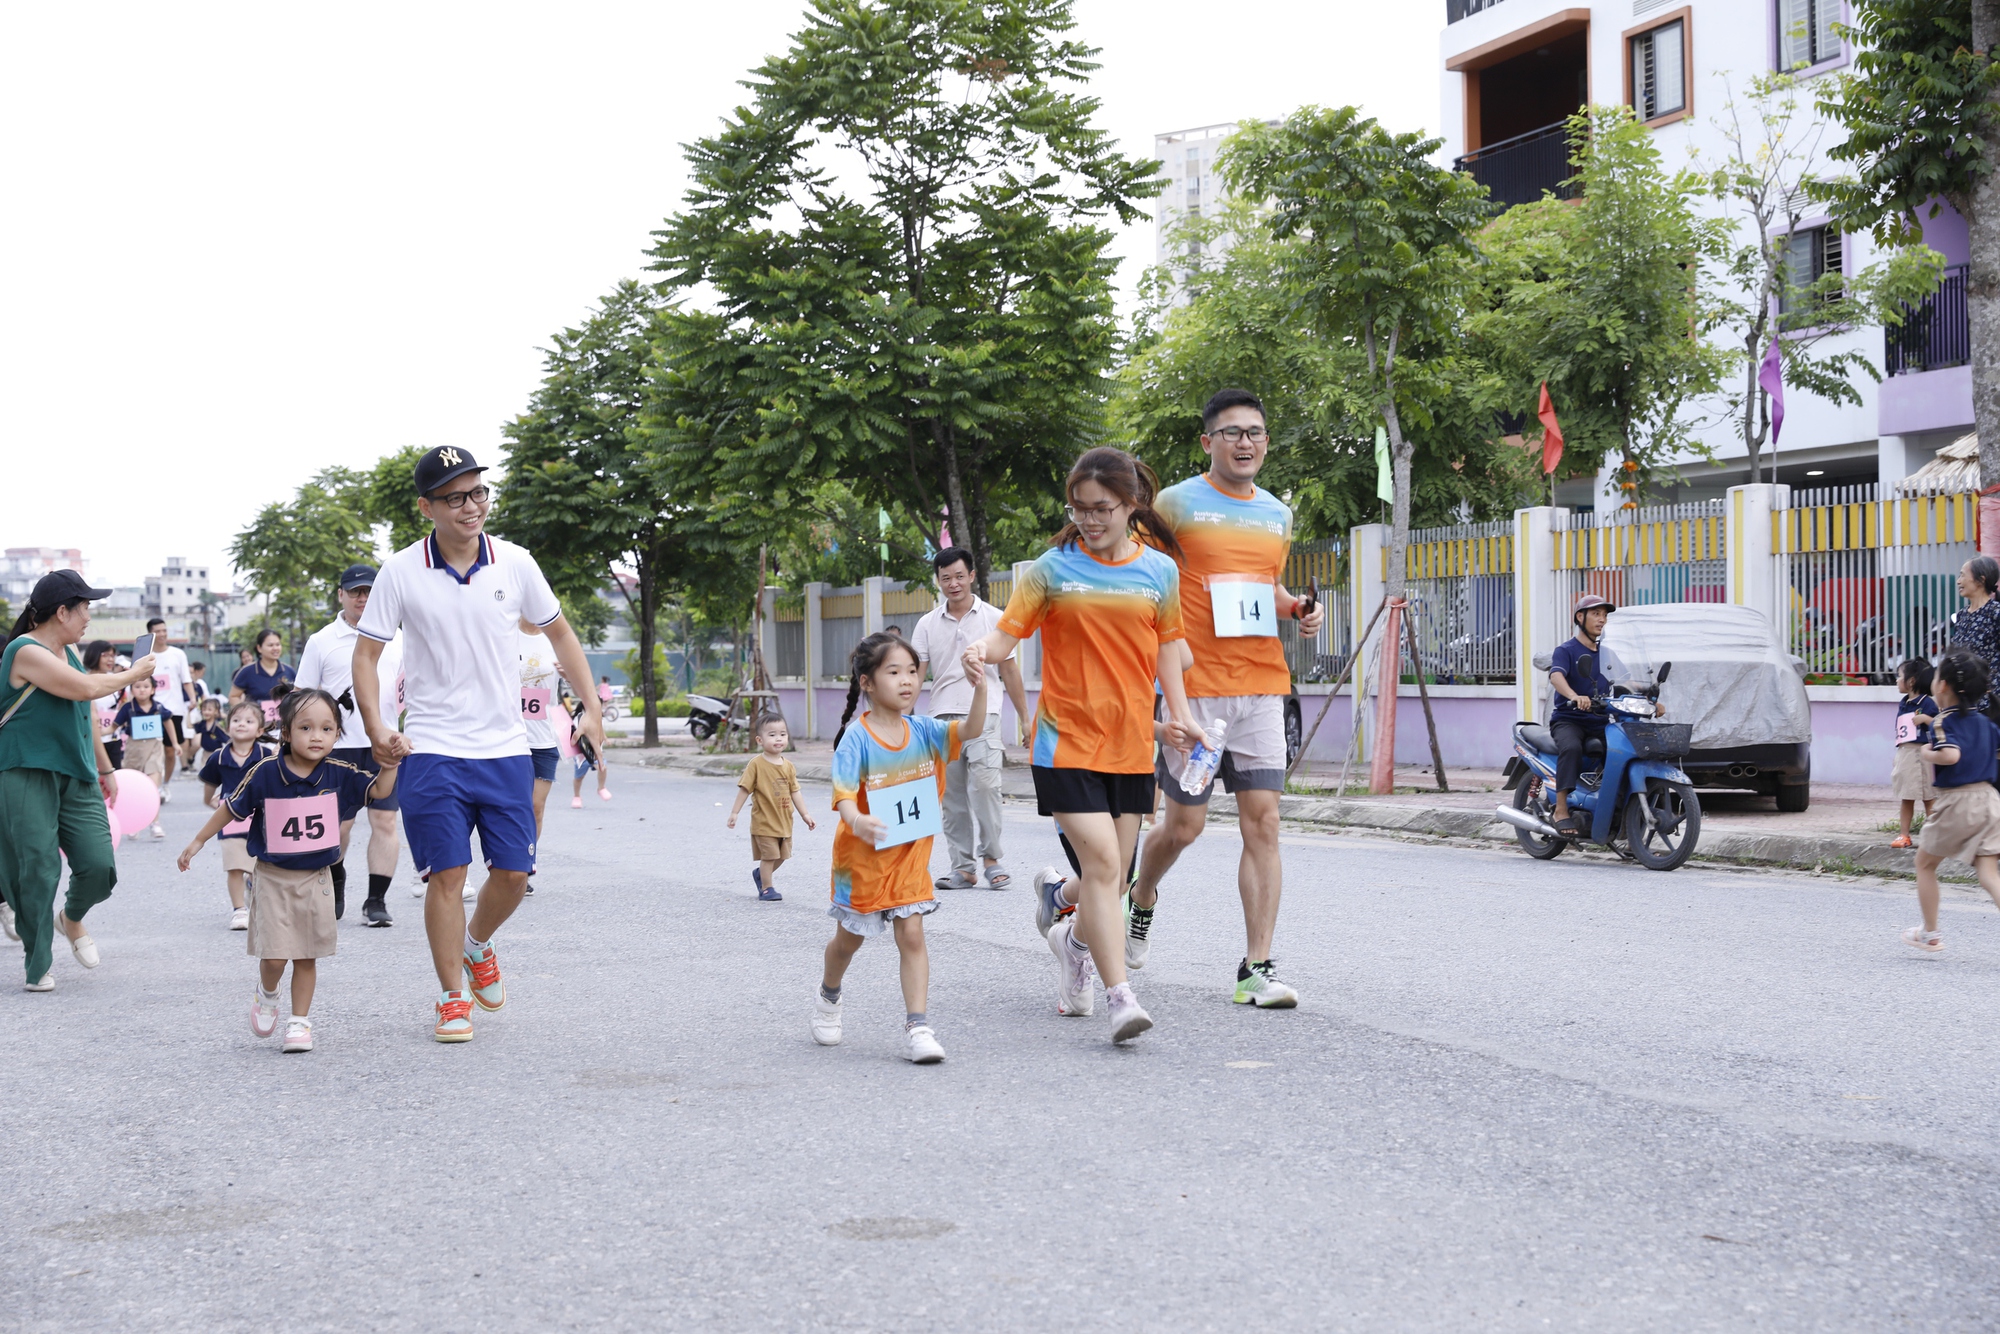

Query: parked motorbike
[685,693,730,741]
[1495,660,1702,871]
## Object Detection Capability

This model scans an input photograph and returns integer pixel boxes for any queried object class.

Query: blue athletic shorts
[399,753,536,879]
[332,746,401,812]
[529,746,559,783]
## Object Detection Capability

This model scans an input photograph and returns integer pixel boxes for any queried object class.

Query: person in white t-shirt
[909,548,1029,891]
[296,564,405,927]
[517,621,562,895]
[142,618,194,796]
[351,446,604,1044]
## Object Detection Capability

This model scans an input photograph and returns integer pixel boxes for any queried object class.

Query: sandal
[933,871,980,891]
[985,870,1013,890]
[1551,815,1581,839]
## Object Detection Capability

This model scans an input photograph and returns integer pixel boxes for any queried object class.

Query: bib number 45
[281,813,327,843]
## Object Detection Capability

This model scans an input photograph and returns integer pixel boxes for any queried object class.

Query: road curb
[634,749,1971,881]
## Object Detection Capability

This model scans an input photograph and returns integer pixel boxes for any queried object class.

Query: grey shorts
[1157,694,1286,805]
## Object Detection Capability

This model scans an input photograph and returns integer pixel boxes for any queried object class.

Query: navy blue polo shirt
[1896,694,1936,746]
[201,742,273,837]
[193,718,229,754]
[1549,637,1609,723]
[112,699,172,741]
[232,660,295,702]
[1931,709,2000,789]
[222,753,375,869]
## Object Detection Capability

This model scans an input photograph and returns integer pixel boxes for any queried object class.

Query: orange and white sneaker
[1902,925,1944,954]
[463,940,506,1011]
[1890,834,1915,849]
[434,990,475,1042]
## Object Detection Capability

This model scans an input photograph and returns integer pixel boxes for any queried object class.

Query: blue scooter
[1495,659,1702,871]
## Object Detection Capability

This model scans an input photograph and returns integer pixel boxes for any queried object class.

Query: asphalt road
[4,764,1999,1331]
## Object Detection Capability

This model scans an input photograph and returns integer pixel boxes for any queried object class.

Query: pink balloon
[103,801,121,851]
[110,769,160,835]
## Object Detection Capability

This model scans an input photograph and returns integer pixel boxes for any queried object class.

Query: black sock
[1237,958,1252,981]
[820,984,841,1003]
[330,861,346,895]
[367,874,390,902]
[906,1011,927,1029]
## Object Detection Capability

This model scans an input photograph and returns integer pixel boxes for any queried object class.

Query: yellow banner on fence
[1552,517,1722,570]
[1374,535,1513,580]
[1772,494,1976,553]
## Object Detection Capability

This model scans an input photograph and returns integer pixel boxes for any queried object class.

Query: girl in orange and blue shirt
[814,630,987,1065]
[974,446,1200,1045]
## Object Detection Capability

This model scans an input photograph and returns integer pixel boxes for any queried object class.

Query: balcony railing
[1454,121,1577,211]
[1447,0,1507,20]
[1885,263,1969,377]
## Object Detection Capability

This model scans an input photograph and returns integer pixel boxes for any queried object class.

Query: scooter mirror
[1656,661,1672,685]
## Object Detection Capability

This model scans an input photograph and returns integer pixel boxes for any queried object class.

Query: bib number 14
[1210,578,1277,638]
[871,775,941,849]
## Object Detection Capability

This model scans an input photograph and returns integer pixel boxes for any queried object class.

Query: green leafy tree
[1115,200,1537,537]
[647,0,1156,596]
[495,281,754,744]
[357,446,430,552]
[1224,106,1492,597]
[1814,0,2000,486]
[227,478,376,655]
[1705,73,1944,482]
[1468,108,1734,506]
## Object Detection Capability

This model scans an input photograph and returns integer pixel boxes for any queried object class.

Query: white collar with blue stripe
[424,532,495,585]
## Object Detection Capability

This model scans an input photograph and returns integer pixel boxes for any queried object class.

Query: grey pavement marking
[3,765,1997,1330]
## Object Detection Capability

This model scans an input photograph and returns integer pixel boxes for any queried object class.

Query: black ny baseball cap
[30,569,111,610]
[412,446,486,496]
[338,564,378,591]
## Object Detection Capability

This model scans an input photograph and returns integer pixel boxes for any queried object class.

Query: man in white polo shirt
[910,547,1029,890]
[296,563,405,927]
[141,618,194,797]
[351,447,605,1043]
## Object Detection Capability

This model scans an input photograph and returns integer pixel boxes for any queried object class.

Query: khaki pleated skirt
[246,860,337,960]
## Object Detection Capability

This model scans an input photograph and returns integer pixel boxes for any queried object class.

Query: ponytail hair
[832,630,919,748]
[7,595,87,645]
[1048,446,1185,563]
[274,686,340,754]
[1937,646,1991,710]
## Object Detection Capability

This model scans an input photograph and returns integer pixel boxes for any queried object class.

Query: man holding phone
[1130,388,1322,1009]
[139,618,193,796]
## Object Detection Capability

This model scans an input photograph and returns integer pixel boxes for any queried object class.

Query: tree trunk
[1973,2,2000,493]
[637,561,658,747]
[936,422,984,596]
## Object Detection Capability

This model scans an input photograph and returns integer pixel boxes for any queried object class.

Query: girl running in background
[83,641,125,773]
[813,632,986,1064]
[971,447,1199,1044]
[178,688,398,1053]
[198,700,275,930]
[191,696,228,763]
[232,630,294,722]
[113,677,171,840]
[1907,647,2000,953]
[565,689,610,807]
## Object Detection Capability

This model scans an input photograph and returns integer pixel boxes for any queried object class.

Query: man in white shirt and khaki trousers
[910,547,1029,891]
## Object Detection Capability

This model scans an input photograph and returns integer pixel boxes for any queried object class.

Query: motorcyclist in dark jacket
[1548,594,1614,836]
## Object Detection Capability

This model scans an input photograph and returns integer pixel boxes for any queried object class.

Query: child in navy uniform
[1907,648,2000,953]
[178,688,398,1053]
[1890,657,1938,848]
[113,677,172,839]
[197,700,275,930]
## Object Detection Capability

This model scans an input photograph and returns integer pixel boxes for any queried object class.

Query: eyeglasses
[1207,425,1269,444]
[432,485,491,510]
[1064,504,1127,523]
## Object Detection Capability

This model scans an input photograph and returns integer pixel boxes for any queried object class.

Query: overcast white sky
[0,2,1437,589]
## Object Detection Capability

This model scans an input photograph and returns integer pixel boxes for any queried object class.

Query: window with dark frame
[1779,225,1844,318]
[1779,0,1841,70]
[1629,19,1686,121]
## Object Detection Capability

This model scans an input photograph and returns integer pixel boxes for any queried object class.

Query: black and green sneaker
[1233,958,1298,1009]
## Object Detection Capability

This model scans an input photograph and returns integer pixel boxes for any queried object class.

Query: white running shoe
[812,994,843,1046]
[250,987,279,1038]
[1233,959,1300,1008]
[281,1016,314,1053]
[905,1025,945,1064]
[158,786,171,805]
[229,907,248,931]
[1902,925,1944,954]
[461,882,478,903]
[0,900,16,942]
[1106,984,1153,1044]
[1033,866,1070,939]
[1126,902,1153,970]
[1048,919,1095,1016]
[410,882,425,898]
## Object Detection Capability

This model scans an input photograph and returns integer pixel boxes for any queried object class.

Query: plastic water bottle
[1179,718,1230,796]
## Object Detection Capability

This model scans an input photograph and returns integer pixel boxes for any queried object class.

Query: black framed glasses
[433,485,491,510]
[1207,425,1269,444]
